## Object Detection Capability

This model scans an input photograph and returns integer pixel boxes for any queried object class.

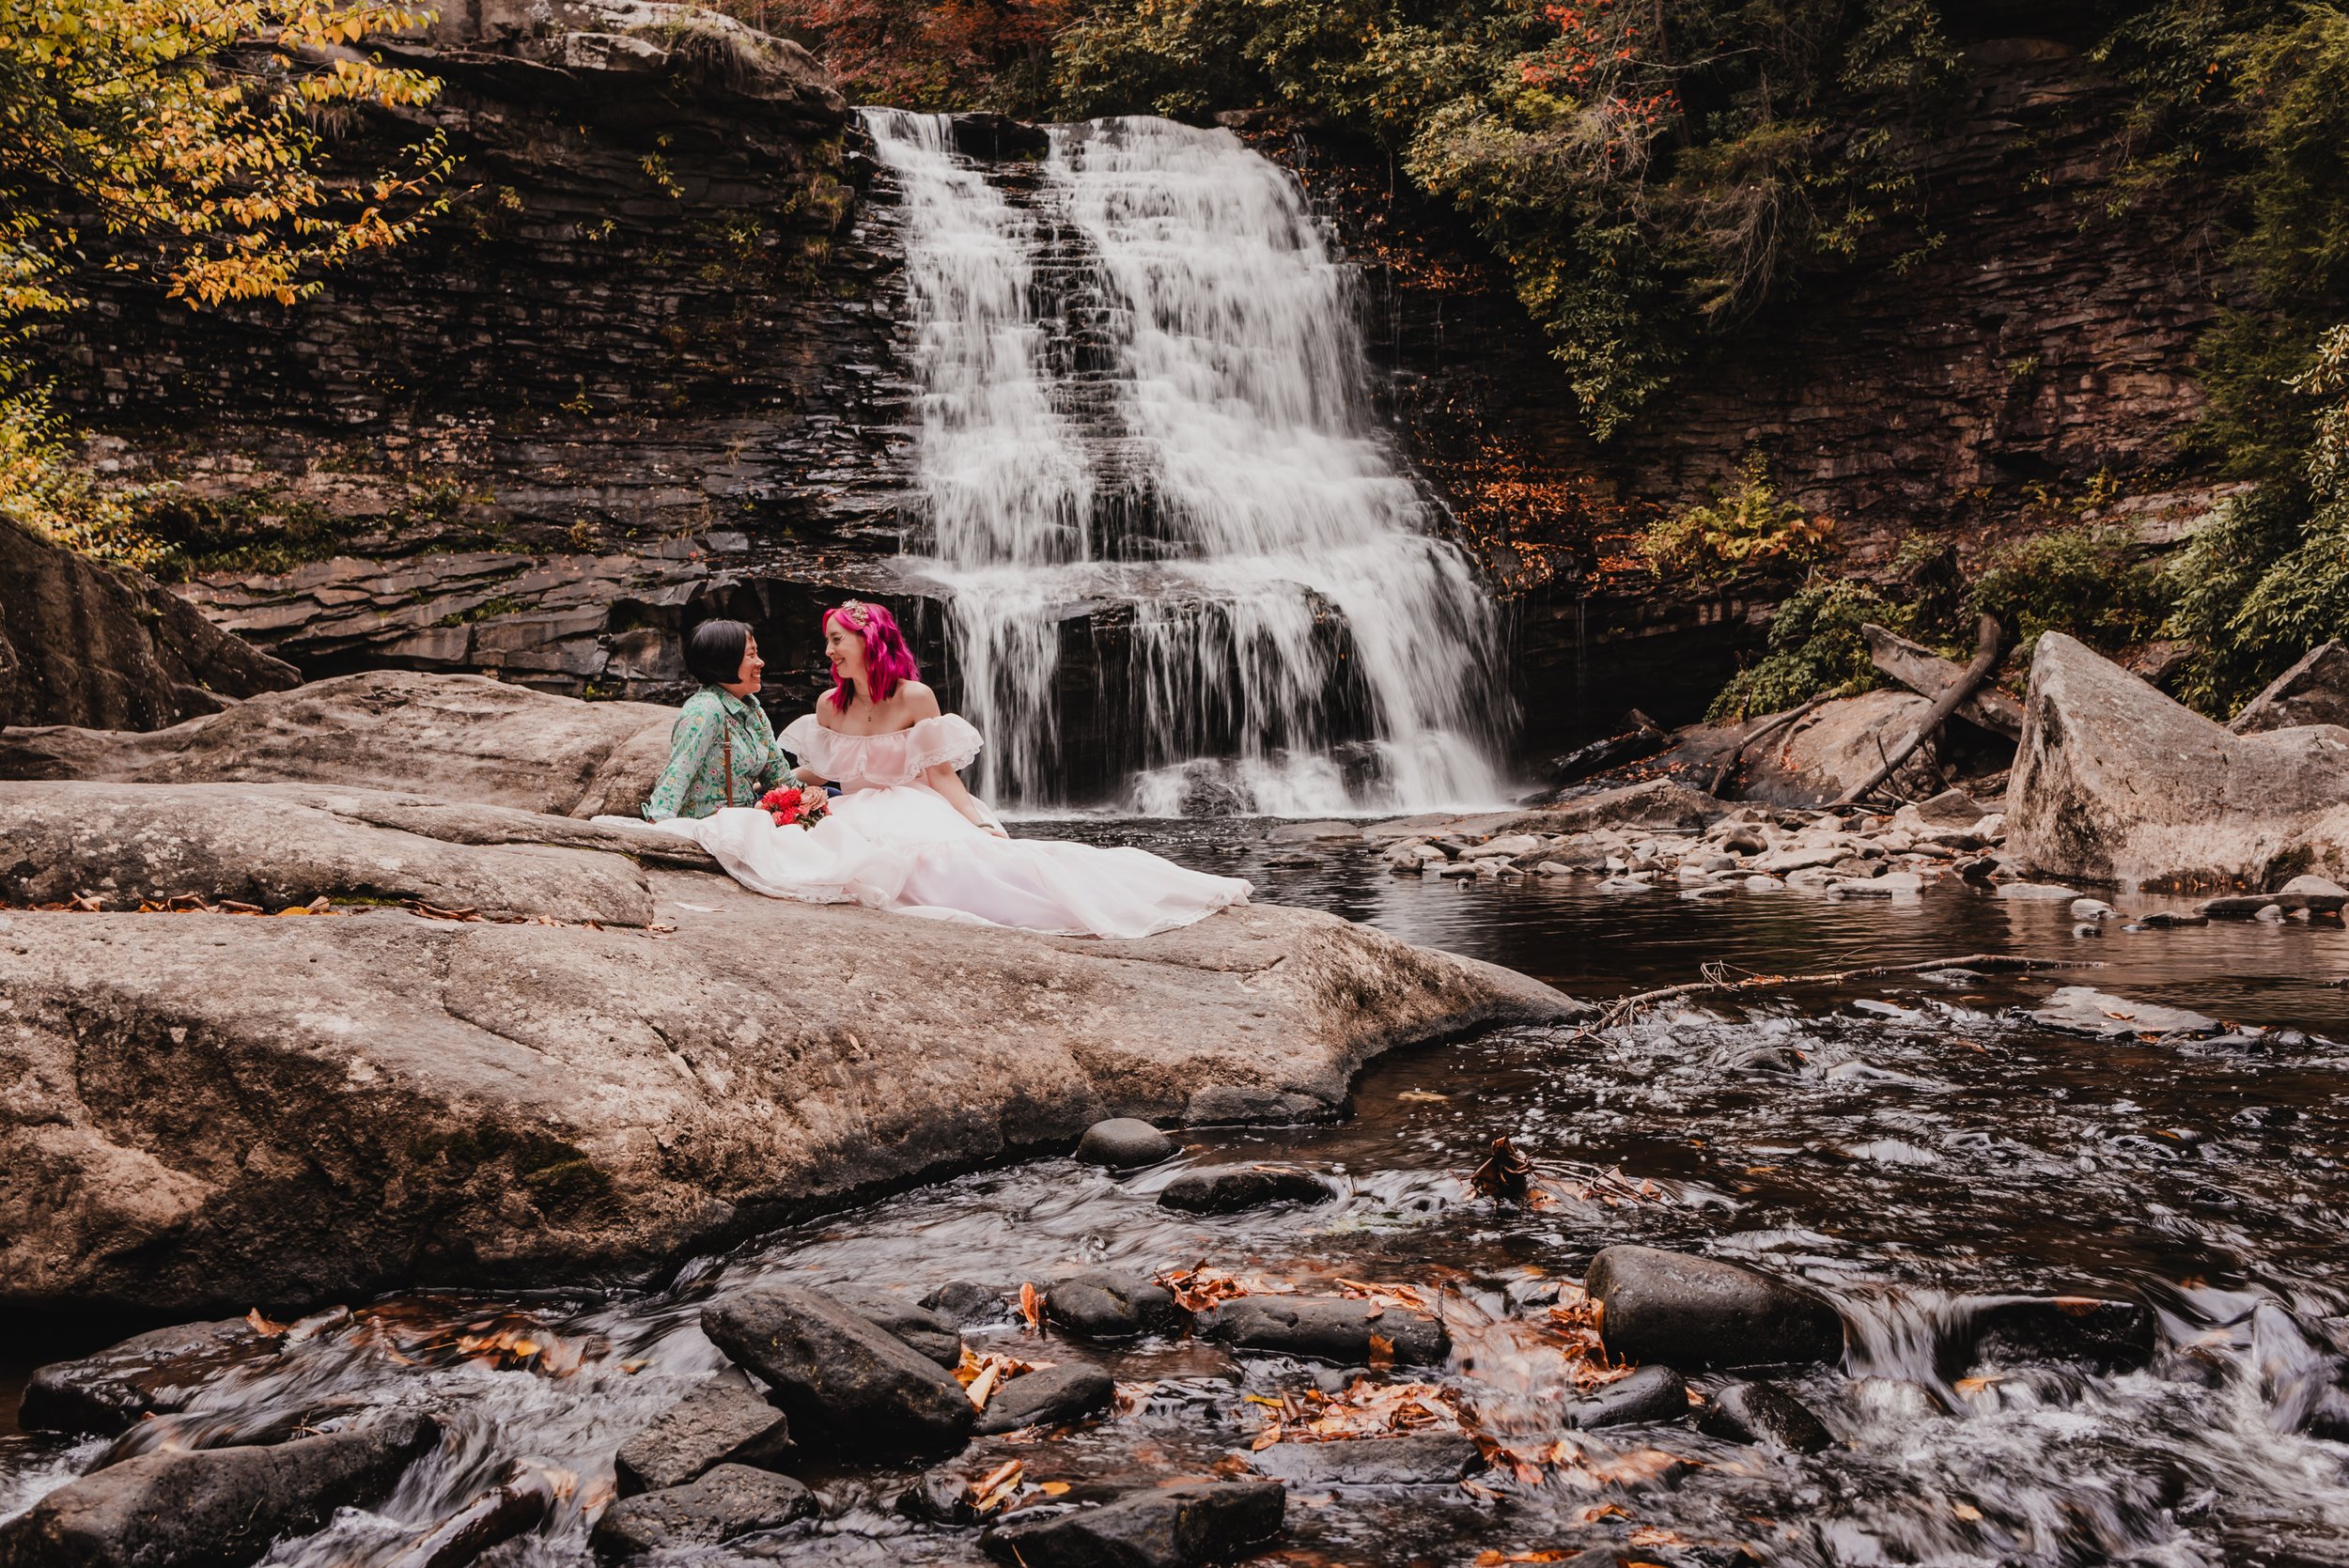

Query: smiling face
[723,635,764,695]
[824,616,867,685]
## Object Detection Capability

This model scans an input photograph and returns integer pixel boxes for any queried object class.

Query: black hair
[684,619,754,688]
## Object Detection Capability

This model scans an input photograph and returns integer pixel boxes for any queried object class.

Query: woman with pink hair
[638,600,1252,939]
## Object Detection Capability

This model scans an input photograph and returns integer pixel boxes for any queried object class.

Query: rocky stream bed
[4,823,2347,1568]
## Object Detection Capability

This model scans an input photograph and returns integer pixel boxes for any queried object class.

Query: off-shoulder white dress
[639,711,1252,939]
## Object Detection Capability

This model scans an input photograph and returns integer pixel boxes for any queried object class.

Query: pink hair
[824,599,920,711]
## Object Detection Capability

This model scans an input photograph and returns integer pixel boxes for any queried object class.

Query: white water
[863,110,1511,815]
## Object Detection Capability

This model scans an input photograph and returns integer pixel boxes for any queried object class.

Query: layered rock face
[30,0,912,701]
[2007,633,2349,889]
[0,519,300,729]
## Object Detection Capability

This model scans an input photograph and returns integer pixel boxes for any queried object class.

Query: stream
[5,824,2347,1566]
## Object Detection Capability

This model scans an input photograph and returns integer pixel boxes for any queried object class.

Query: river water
[4,829,2346,1566]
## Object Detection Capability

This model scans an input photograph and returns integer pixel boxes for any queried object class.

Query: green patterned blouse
[641,687,793,821]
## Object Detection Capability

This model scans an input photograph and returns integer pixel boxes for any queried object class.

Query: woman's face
[824,617,867,681]
[724,636,764,695]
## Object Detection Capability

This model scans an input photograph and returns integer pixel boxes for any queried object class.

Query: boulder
[614,1370,794,1495]
[1074,1118,1178,1170]
[1584,1246,1843,1371]
[979,1480,1285,1568]
[1245,1435,1484,1486]
[700,1284,974,1456]
[0,1414,436,1568]
[1962,1295,2155,1374]
[921,1281,1016,1328]
[1741,689,1941,806]
[972,1361,1114,1435]
[589,1463,815,1560]
[1563,1363,1689,1429]
[1,842,1573,1314]
[2026,986,2221,1041]
[829,1290,965,1368]
[0,516,299,733]
[1044,1275,1182,1341]
[18,1317,281,1436]
[0,669,677,819]
[1157,1166,1335,1215]
[1193,1296,1449,1366]
[1860,625,2025,739]
[2007,633,2349,889]
[1697,1381,1833,1452]
[2230,641,2349,735]
[0,781,704,924]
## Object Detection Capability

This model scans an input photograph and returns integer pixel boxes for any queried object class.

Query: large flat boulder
[0,781,716,924]
[0,669,677,818]
[2007,633,2349,889]
[0,857,1574,1314]
[0,517,299,732]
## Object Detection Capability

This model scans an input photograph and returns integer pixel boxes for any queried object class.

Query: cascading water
[863,109,1511,815]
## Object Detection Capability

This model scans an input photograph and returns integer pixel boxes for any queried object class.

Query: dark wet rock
[922,1281,1017,1328]
[2129,910,2209,928]
[1075,1118,1179,1170]
[590,1463,815,1560]
[0,515,299,733]
[1157,1165,1335,1214]
[2007,632,2349,890]
[614,1370,794,1496]
[1246,1434,1485,1486]
[1697,1381,1834,1452]
[973,1362,1115,1435]
[0,1413,435,1568]
[2230,641,2349,735]
[1564,1364,1690,1429]
[832,1290,965,1369]
[701,1285,975,1456]
[1728,1046,1802,1077]
[1044,1274,1183,1341]
[897,1468,988,1527]
[1194,1296,1450,1366]
[18,1317,281,1436]
[1585,1246,1844,1372]
[980,1480,1286,1568]
[1964,1295,2155,1374]
[2026,986,2222,1041]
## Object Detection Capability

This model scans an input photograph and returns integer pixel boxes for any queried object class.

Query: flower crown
[833,599,869,627]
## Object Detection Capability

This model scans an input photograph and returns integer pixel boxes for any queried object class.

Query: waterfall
[863,109,1511,815]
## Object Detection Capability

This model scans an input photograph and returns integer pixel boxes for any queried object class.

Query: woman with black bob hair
[640,618,799,820]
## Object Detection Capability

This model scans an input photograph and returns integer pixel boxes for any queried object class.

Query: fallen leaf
[1367,1332,1396,1369]
[244,1309,288,1335]
[964,1459,1024,1514]
[1018,1281,1043,1332]
[1038,1481,1070,1497]
[1952,1501,1983,1521]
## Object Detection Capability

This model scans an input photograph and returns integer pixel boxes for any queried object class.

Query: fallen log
[1594,953,2087,1026]
[1861,623,2024,739]
[1548,710,1669,787]
[1834,614,2003,808]
[1705,694,1830,798]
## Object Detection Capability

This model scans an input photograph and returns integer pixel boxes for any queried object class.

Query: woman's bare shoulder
[894,680,942,718]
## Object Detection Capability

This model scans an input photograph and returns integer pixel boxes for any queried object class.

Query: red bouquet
[757,784,830,829]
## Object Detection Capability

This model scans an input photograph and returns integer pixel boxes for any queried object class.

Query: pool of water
[5,821,2346,1566]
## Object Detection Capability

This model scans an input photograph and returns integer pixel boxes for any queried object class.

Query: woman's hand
[980,821,1009,839]
[793,765,827,786]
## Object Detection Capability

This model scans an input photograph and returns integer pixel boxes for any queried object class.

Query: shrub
[1967,523,2170,661]
[1706,577,1906,722]
[1639,454,1836,582]
[0,391,167,571]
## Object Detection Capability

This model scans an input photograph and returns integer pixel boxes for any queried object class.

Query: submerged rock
[1964,1295,2155,1374]
[614,1370,793,1496]
[921,1281,1017,1328]
[2007,633,2349,888]
[2027,986,2222,1040]
[1194,1296,1449,1366]
[1044,1274,1182,1341]
[979,1480,1285,1568]
[700,1285,974,1457]
[18,1317,281,1436]
[1075,1118,1179,1170]
[1246,1434,1485,1486]
[1698,1381,1834,1452]
[0,1414,435,1568]
[972,1362,1115,1435]
[1157,1166,1335,1214]
[1585,1246,1844,1372]
[590,1463,814,1560]
[1564,1364,1690,1429]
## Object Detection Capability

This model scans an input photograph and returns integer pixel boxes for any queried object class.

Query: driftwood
[1549,709,1669,787]
[1862,623,2024,739]
[1595,953,2085,1027]
[1704,693,1830,797]
[1833,613,2002,808]
[384,1469,564,1568]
